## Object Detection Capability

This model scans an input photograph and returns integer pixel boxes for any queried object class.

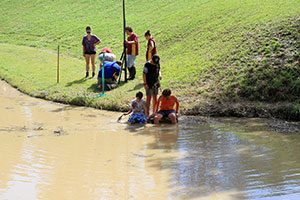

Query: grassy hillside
[0,0,300,118]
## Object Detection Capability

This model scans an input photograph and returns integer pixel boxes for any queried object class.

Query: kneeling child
[124,92,147,124]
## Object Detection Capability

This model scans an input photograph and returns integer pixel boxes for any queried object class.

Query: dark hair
[144,30,151,36]
[136,91,143,99]
[162,89,171,97]
[116,60,122,66]
[86,26,91,31]
[152,54,160,65]
[125,26,133,32]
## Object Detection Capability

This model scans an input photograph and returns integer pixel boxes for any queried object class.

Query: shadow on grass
[87,80,133,93]
[66,77,88,87]
[87,83,99,92]
[128,83,144,92]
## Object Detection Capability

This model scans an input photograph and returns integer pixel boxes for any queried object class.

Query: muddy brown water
[0,80,300,200]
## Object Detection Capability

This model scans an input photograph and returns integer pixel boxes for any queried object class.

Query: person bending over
[97,61,122,91]
[98,48,116,64]
[154,88,179,124]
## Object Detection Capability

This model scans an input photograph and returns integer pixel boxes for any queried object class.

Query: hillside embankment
[0,0,299,120]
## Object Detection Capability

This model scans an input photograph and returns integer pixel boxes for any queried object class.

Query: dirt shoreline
[184,100,300,121]
[3,78,300,122]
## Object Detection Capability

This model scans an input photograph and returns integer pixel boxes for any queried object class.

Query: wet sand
[0,80,300,200]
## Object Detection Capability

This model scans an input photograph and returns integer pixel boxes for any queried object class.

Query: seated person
[154,88,179,124]
[98,48,116,64]
[123,91,147,125]
[97,61,122,90]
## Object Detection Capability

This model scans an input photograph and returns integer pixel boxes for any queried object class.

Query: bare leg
[154,113,163,124]
[168,113,177,124]
[85,54,90,72]
[152,94,158,114]
[146,95,151,117]
[91,54,96,73]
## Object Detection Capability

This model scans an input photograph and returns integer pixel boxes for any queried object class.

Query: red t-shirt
[127,33,139,56]
[146,38,157,61]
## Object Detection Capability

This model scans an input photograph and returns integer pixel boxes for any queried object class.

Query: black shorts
[157,110,176,118]
[85,51,96,55]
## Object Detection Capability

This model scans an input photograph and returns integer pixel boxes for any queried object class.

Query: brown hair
[162,88,171,97]
[125,26,133,32]
[144,30,151,36]
[116,60,122,66]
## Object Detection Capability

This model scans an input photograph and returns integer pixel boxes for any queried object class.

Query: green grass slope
[221,17,300,102]
[0,0,300,118]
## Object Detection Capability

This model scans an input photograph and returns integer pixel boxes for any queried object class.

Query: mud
[0,80,300,200]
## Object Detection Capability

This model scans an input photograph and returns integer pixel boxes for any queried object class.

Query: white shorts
[127,55,136,68]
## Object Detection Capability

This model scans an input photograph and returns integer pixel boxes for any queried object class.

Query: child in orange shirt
[154,88,179,124]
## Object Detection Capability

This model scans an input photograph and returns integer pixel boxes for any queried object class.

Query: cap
[101,48,113,54]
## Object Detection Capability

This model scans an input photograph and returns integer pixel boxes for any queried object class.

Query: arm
[127,34,138,44]
[94,40,101,47]
[149,40,154,51]
[124,108,132,115]
[82,37,85,56]
[159,70,162,80]
[174,96,179,114]
[113,65,121,80]
[94,35,101,46]
[112,73,118,80]
[155,96,162,113]
[143,73,149,90]
[127,40,136,44]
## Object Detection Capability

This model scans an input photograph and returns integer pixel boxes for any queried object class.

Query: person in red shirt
[125,26,139,80]
[154,88,179,124]
[144,30,157,62]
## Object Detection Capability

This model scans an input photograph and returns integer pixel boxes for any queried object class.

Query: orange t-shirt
[160,95,176,110]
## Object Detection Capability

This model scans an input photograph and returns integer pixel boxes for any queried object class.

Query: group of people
[82,25,179,124]
[123,88,179,125]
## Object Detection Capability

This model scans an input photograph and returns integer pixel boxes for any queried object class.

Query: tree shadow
[66,77,88,87]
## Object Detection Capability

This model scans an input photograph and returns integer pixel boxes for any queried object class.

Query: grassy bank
[0,0,300,119]
[0,43,139,111]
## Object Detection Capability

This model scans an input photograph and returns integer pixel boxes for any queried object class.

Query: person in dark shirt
[143,54,162,117]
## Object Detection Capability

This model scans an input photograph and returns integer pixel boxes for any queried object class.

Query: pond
[0,80,299,200]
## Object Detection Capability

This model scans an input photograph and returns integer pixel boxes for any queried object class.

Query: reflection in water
[0,80,300,200]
